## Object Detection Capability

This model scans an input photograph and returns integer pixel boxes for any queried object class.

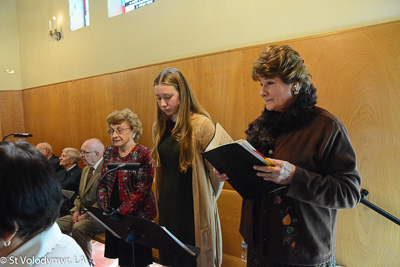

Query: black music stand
[85,206,200,266]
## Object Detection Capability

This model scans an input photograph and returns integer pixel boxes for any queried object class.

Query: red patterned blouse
[97,144,156,219]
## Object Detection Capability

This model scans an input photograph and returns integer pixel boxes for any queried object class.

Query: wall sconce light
[49,16,62,41]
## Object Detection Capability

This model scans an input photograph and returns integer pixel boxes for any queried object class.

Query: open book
[202,123,286,199]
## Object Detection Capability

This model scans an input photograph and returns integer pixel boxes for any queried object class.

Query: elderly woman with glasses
[97,108,156,267]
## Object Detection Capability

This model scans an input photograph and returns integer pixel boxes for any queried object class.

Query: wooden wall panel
[0,90,25,141]
[113,67,161,148]
[0,20,398,266]
[22,75,115,158]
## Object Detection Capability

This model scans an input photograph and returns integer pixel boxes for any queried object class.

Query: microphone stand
[94,163,140,267]
[95,163,140,214]
[2,134,14,141]
[360,189,400,226]
[96,164,124,216]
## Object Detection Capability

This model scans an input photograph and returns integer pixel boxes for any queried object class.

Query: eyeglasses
[107,127,130,136]
[80,151,96,155]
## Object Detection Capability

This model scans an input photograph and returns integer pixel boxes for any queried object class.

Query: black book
[202,123,286,199]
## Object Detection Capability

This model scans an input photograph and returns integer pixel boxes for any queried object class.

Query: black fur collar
[246,85,318,155]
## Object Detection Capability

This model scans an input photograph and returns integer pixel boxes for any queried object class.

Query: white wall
[0,0,22,90]
[3,0,400,90]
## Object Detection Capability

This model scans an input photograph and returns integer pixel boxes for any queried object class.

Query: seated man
[57,138,106,266]
[35,142,62,172]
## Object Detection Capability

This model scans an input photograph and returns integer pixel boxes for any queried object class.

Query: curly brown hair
[251,45,312,94]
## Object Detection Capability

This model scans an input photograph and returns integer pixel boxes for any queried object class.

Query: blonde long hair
[152,67,210,172]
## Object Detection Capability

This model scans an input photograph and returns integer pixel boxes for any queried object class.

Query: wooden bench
[217,189,246,267]
[92,232,106,244]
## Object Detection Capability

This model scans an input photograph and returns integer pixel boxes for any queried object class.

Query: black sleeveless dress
[158,121,196,267]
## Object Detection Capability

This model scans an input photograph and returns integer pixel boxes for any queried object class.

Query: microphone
[107,163,141,170]
[96,162,141,213]
[13,133,33,138]
[2,133,33,141]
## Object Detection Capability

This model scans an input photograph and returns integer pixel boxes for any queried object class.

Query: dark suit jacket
[48,154,62,172]
[57,164,82,199]
[57,164,82,216]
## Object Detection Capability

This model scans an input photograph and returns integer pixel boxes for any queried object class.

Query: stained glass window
[69,0,89,31]
[108,0,155,18]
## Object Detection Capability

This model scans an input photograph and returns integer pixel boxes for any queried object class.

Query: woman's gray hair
[62,147,81,164]
[106,108,143,142]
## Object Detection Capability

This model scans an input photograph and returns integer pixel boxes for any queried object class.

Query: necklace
[167,120,175,133]
[119,142,136,157]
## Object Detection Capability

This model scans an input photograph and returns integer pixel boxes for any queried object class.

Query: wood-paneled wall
[1,21,399,266]
[0,90,25,140]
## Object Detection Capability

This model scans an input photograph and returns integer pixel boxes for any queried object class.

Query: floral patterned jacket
[97,144,156,219]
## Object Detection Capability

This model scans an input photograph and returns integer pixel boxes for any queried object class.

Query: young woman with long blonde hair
[152,67,223,267]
